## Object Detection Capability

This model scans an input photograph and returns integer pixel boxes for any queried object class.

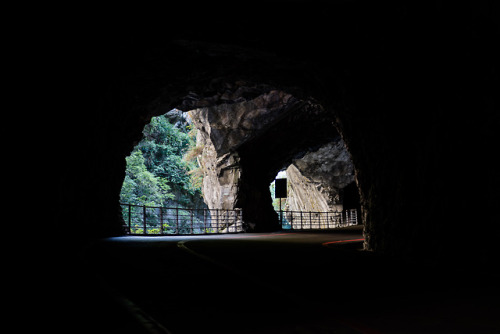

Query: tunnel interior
[51,1,499,265]
[41,3,500,333]
[68,38,497,262]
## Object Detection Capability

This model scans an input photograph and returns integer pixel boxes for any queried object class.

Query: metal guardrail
[121,203,358,235]
[121,203,243,235]
[279,209,358,230]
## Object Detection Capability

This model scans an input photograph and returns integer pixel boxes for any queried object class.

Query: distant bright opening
[120,109,213,234]
[269,139,361,230]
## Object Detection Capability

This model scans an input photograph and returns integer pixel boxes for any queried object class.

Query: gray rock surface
[286,139,354,212]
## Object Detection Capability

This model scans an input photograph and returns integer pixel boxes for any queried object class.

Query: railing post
[128,204,131,234]
[225,209,229,233]
[233,209,237,233]
[160,207,163,234]
[190,209,194,234]
[203,209,207,233]
[279,198,282,228]
[176,208,179,234]
[240,209,243,231]
[143,205,147,235]
[216,209,219,233]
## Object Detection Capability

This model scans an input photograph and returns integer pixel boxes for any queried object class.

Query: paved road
[80,227,499,333]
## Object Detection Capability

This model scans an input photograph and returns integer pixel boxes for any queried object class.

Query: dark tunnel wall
[48,2,499,264]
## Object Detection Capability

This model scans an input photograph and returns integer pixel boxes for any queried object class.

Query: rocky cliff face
[188,84,340,231]
[189,88,303,230]
[286,139,354,213]
[189,88,357,230]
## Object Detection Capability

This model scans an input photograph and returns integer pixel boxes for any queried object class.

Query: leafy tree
[120,150,174,207]
[120,112,204,209]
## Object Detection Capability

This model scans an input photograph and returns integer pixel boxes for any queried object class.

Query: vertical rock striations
[189,88,303,231]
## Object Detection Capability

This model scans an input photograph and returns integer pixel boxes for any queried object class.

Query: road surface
[78,227,499,333]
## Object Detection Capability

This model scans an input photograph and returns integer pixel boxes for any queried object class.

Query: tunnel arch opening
[163,82,364,233]
[115,61,365,236]
[74,39,381,252]
[52,4,499,271]
[269,136,361,230]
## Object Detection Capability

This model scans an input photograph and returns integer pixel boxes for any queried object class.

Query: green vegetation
[120,112,203,208]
